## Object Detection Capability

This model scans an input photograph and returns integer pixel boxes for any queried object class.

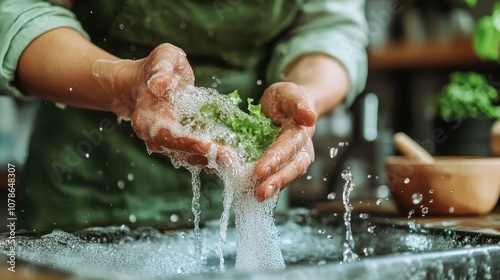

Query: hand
[253,82,317,202]
[122,43,214,166]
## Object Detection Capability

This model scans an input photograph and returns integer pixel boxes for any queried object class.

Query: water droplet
[448,207,455,213]
[359,213,369,219]
[450,189,455,193]
[170,214,179,223]
[179,22,186,29]
[338,142,345,147]
[404,178,410,184]
[412,192,423,204]
[407,209,415,218]
[85,153,90,158]
[127,173,134,181]
[118,23,124,30]
[306,175,312,180]
[117,180,125,189]
[367,225,376,233]
[429,199,434,203]
[330,147,338,158]
[327,192,336,200]
[367,174,372,179]
[97,170,103,175]
[318,228,326,234]
[326,234,333,239]
[323,177,327,181]
[375,198,383,206]
[176,267,185,274]
[144,17,151,23]
[99,127,103,131]
[422,207,428,214]
[256,79,262,85]
[69,87,73,91]
[429,189,435,194]
[363,247,374,256]
[130,161,135,167]
[317,260,327,266]
[129,214,137,223]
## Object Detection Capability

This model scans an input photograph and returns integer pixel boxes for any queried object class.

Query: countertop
[312,200,500,236]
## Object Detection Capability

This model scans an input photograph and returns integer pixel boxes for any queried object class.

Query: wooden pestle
[393,132,434,164]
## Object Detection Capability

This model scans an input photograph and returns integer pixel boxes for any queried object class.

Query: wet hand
[254,82,317,202]
[125,44,213,166]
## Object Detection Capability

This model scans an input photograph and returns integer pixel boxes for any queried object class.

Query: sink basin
[1,209,499,279]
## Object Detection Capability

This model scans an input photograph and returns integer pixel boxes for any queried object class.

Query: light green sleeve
[0,0,89,98]
[266,0,368,107]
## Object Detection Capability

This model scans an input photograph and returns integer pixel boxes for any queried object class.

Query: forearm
[15,27,136,113]
[283,54,349,117]
[285,54,349,116]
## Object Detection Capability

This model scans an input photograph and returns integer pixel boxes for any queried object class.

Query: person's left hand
[253,82,317,202]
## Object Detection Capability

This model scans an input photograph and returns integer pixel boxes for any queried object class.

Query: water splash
[341,168,359,263]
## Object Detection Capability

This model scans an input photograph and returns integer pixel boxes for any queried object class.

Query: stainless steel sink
[1,208,499,279]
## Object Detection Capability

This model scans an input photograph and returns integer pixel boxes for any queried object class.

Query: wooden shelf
[368,37,483,70]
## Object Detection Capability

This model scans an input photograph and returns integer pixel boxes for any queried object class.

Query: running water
[146,85,285,272]
[341,168,359,263]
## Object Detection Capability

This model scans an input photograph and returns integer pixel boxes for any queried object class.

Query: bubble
[127,173,134,181]
[128,214,137,223]
[429,189,435,194]
[359,213,369,219]
[327,192,336,200]
[144,16,152,23]
[176,267,185,274]
[404,178,410,184]
[367,225,376,233]
[256,79,262,85]
[411,193,423,204]
[448,207,455,213]
[329,147,338,158]
[170,214,179,223]
[117,180,125,189]
[363,247,374,256]
[318,228,325,234]
[375,199,383,206]
[422,207,428,215]
[118,24,124,30]
[450,189,455,193]
[130,162,135,167]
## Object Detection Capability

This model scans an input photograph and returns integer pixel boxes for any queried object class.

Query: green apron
[19,0,300,231]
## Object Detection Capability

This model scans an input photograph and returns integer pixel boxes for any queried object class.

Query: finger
[255,143,314,202]
[282,92,317,127]
[154,127,212,155]
[254,124,311,179]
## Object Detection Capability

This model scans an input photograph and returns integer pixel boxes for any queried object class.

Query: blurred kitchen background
[1,0,499,208]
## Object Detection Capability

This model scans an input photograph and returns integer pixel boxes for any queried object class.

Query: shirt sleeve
[266,0,368,107]
[0,0,89,98]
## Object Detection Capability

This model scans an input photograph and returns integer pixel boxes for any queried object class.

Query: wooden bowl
[386,156,500,216]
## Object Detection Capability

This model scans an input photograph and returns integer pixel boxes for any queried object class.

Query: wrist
[92,58,141,120]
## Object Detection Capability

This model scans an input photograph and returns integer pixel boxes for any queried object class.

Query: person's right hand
[114,43,215,166]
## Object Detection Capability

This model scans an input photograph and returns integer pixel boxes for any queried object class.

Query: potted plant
[431,0,500,156]
[432,72,500,156]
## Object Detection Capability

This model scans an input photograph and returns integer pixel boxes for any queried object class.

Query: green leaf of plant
[473,16,500,61]
[463,0,477,8]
